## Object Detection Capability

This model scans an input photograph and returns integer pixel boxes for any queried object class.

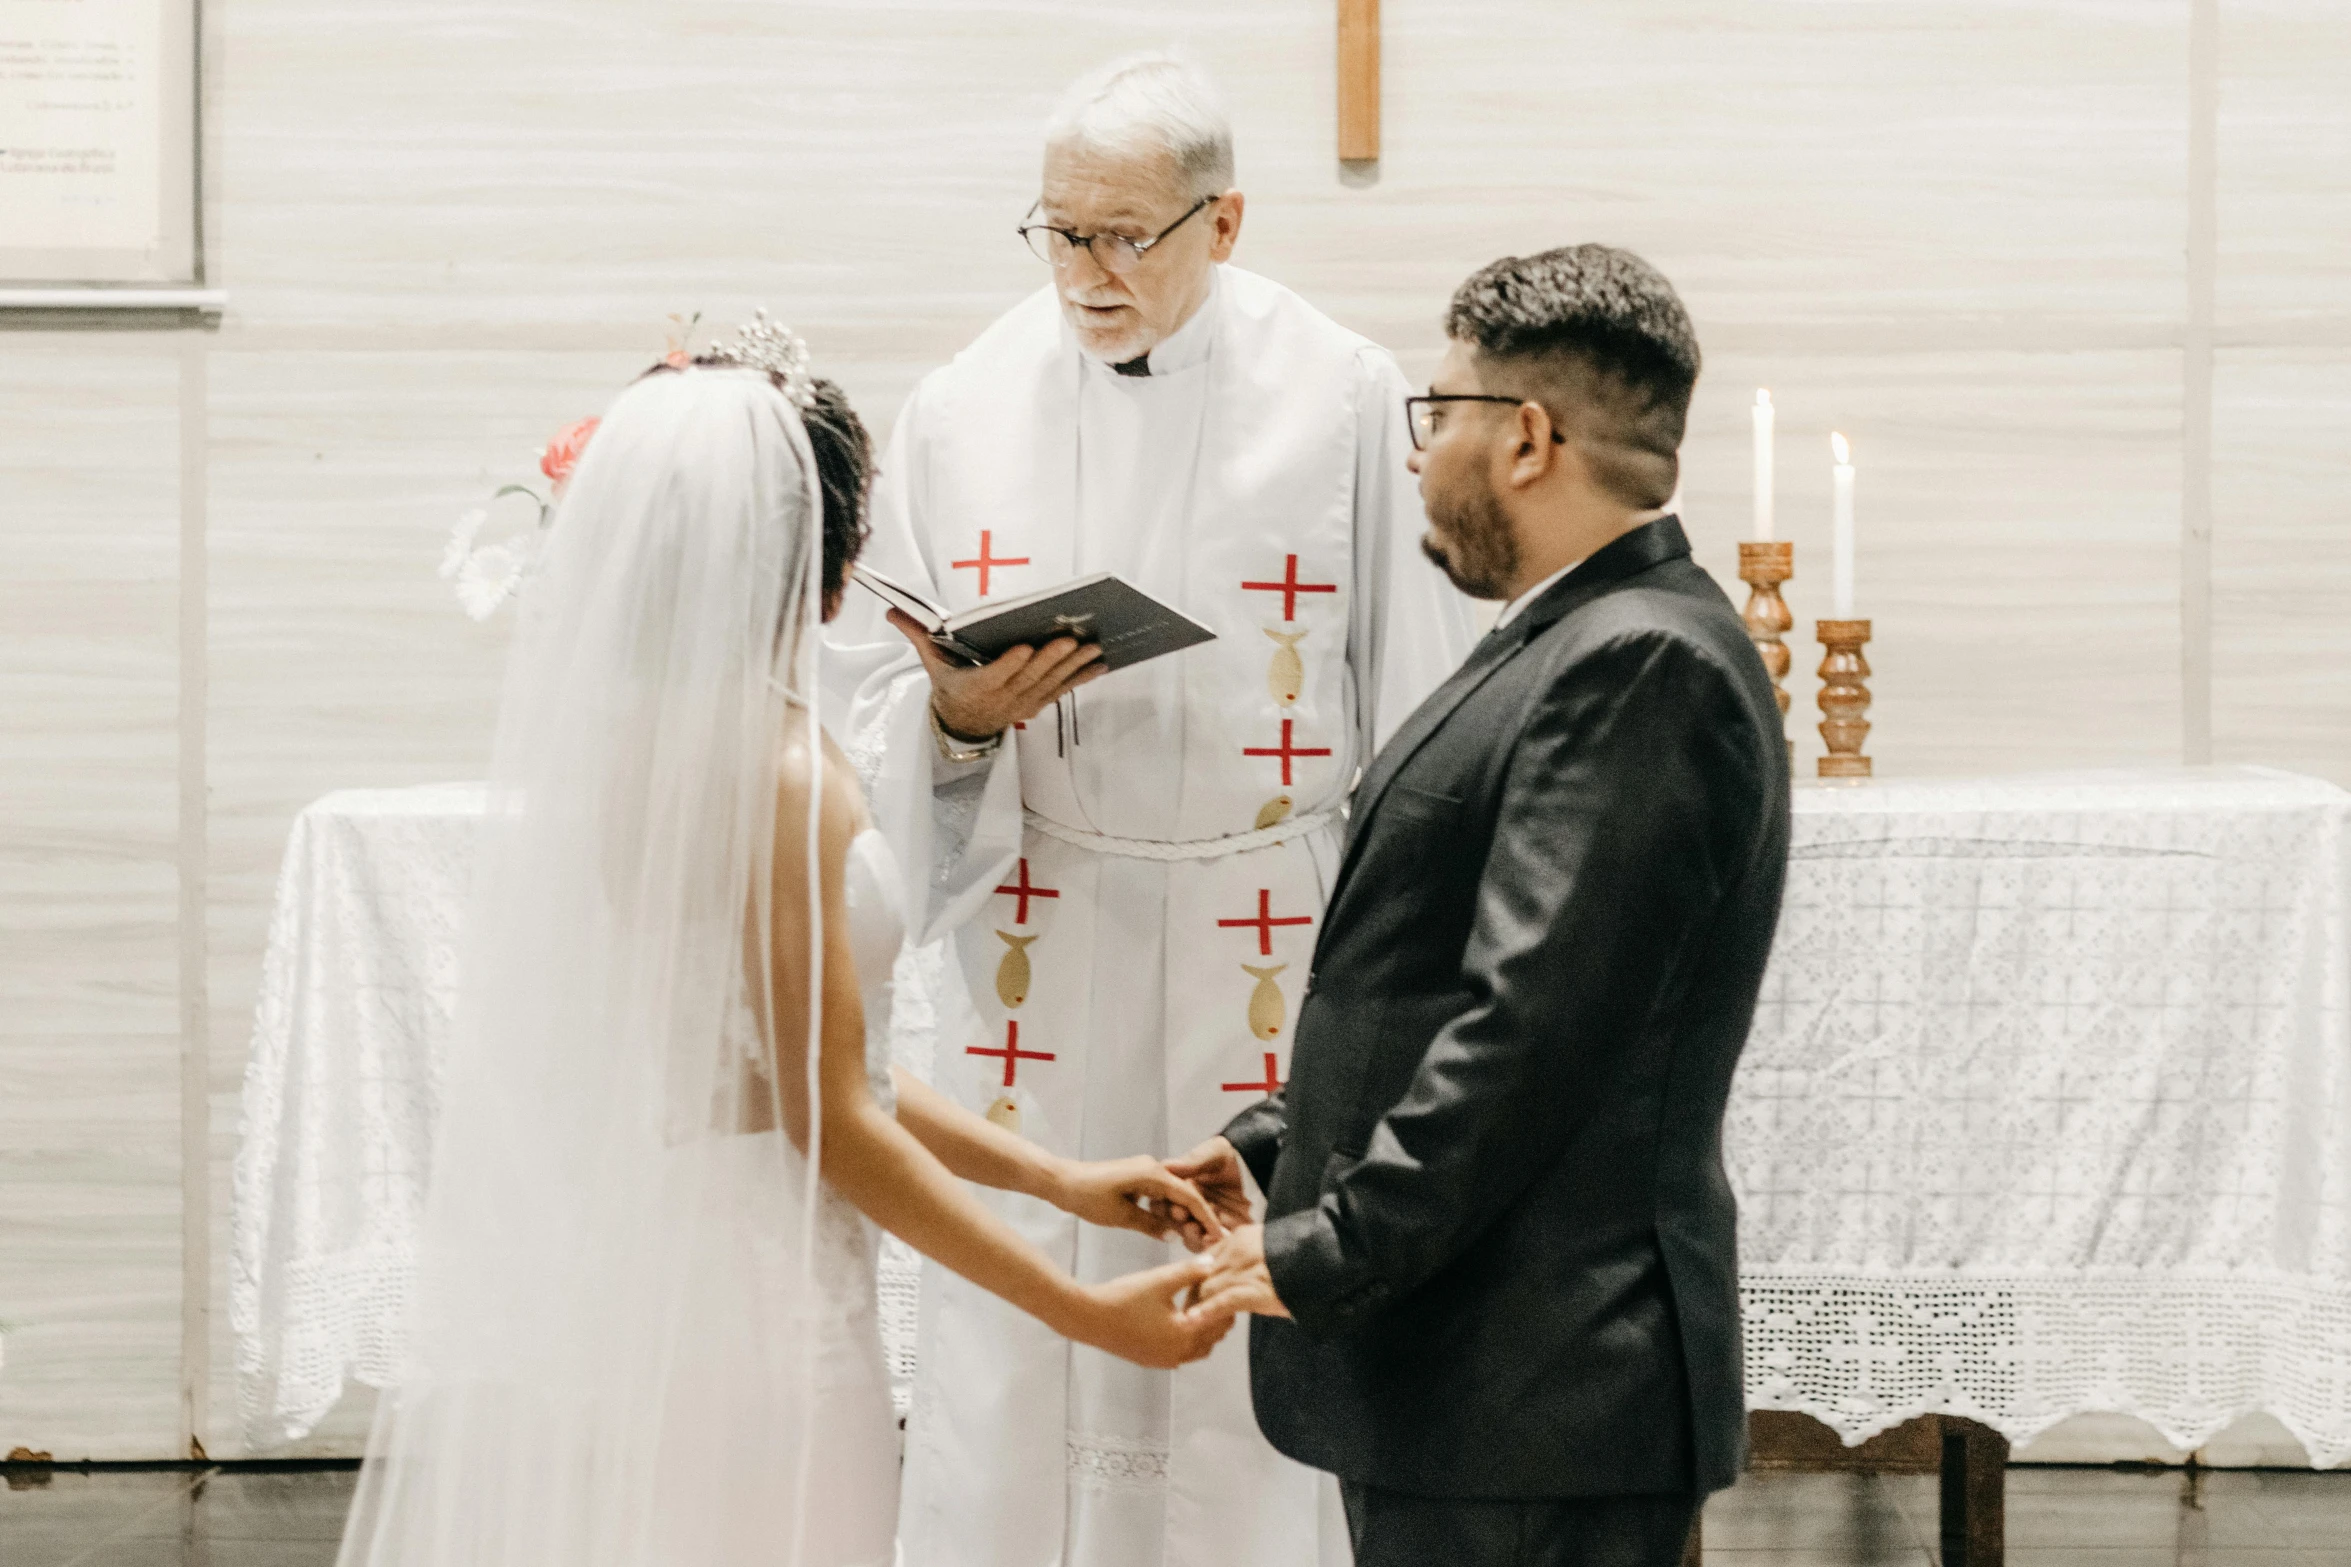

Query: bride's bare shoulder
[772,727,869,859]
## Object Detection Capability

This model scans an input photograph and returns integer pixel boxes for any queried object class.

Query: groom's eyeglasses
[1018,196,1215,276]
[1405,395,1573,452]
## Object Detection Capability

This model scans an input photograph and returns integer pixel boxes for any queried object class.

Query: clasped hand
[1052,1153,1227,1250]
[1048,1151,1231,1368]
[1165,1135,1290,1324]
[1051,1137,1287,1367]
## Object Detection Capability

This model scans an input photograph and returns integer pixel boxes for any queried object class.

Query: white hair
[1045,52,1236,200]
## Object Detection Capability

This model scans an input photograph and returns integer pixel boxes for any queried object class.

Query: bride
[336,332,1231,1567]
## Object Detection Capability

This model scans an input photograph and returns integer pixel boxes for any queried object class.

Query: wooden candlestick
[1815,619,1873,779]
[1737,542,1794,739]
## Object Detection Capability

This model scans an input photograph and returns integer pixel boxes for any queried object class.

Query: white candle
[1830,431,1856,618]
[1751,389,1775,541]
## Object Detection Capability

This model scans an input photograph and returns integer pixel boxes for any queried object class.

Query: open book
[851,563,1217,672]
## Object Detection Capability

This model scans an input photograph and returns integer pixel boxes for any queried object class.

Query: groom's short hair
[1444,245,1699,510]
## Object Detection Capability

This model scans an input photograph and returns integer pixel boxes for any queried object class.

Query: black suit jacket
[1222,516,1788,1500]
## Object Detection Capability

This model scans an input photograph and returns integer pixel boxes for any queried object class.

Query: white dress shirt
[1493,559,1580,629]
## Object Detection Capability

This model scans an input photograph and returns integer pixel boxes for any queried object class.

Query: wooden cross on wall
[1339,0,1380,161]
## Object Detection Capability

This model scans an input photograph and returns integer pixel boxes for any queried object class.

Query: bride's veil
[335,364,852,1566]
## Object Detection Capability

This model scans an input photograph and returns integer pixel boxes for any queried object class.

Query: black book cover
[851,565,1217,672]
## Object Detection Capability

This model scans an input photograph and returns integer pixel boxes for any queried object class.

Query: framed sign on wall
[1,0,207,303]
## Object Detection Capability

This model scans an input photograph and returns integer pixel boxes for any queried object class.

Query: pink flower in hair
[539,417,600,489]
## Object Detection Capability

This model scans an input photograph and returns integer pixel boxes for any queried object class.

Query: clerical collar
[1093,269,1220,379]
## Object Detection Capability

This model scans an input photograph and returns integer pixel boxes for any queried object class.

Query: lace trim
[1742,1270,2351,1466]
[839,673,911,798]
[1067,1432,1170,1490]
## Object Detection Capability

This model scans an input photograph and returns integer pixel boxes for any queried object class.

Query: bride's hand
[1161,1135,1256,1235]
[1072,1256,1232,1369]
[1050,1155,1228,1252]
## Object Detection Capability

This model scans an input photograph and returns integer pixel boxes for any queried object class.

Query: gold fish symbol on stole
[1254,795,1294,830]
[1264,628,1308,705]
[986,1094,1022,1134]
[994,930,1038,1008]
[1241,963,1288,1040]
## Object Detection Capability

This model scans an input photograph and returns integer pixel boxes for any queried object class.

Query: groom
[1179,245,1791,1566]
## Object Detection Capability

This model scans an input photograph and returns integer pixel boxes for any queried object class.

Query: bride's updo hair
[641,358,873,604]
[794,375,874,604]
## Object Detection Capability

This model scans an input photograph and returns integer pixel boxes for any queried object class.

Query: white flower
[450,533,540,621]
[440,508,488,581]
[441,484,553,620]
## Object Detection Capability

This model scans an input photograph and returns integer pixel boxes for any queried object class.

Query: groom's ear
[1506,402,1570,491]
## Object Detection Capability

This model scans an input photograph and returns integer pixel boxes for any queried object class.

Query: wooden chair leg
[1939,1418,2009,1567]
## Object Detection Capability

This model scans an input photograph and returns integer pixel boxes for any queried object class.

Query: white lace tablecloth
[231,785,481,1449]
[235,768,2351,1462]
[230,783,943,1448]
[1734,767,2351,1465]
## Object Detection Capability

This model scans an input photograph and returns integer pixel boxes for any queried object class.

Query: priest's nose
[1060,245,1120,296]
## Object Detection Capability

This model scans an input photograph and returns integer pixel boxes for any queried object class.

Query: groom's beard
[1419,470,1520,602]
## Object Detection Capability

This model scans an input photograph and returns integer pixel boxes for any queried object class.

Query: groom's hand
[1184,1224,1290,1324]
[1079,1256,1232,1368]
[1161,1135,1255,1235]
[888,608,1105,741]
[1052,1155,1229,1252]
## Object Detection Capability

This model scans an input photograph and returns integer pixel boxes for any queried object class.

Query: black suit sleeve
[1220,1091,1288,1195]
[1263,628,1766,1337]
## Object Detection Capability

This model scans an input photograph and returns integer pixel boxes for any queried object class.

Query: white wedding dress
[647,823,907,1567]
[339,367,910,1567]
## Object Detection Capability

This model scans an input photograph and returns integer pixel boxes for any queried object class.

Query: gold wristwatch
[931,702,1004,764]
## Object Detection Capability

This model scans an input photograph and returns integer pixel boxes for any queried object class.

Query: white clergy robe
[824,265,1474,1567]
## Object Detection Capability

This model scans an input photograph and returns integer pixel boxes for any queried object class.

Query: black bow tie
[1112,354,1151,378]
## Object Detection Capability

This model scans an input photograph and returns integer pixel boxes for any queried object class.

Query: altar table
[233,768,2351,1465]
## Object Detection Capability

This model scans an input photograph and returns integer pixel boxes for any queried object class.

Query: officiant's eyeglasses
[1018,196,1215,275]
[1405,395,1572,451]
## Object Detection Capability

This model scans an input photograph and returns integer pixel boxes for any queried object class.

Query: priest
[826,52,1473,1567]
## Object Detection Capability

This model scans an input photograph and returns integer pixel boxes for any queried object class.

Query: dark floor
[1702,1467,2351,1566]
[3,1463,2347,1565]
[0,1467,351,1567]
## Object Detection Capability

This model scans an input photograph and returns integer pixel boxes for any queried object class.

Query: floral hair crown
[707,308,818,410]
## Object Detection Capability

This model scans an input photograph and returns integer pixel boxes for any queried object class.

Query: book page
[848,563,947,630]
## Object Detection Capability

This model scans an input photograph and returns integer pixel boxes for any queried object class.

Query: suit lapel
[1351,622,1525,830]
[1324,516,1696,914]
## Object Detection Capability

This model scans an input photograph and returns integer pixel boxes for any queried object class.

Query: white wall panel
[2211,1,2351,786]
[0,349,184,1458]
